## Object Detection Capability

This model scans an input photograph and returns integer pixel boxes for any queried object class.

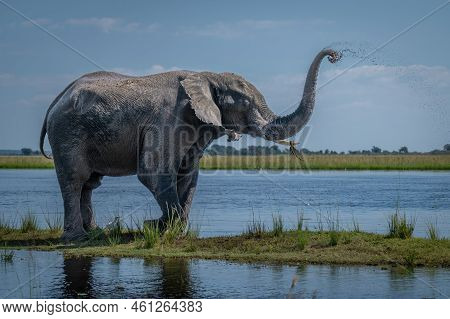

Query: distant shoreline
[0,154,449,170]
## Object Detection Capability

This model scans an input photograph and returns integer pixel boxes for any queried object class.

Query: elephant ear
[181,73,223,127]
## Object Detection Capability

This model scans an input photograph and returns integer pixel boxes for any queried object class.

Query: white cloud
[64,17,159,33]
[111,65,181,76]
[20,18,52,28]
[18,17,158,33]
[179,19,332,38]
[65,17,119,32]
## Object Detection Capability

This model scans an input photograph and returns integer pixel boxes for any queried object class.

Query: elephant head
[181,48,341,143]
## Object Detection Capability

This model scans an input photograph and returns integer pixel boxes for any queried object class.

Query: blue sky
[0,0,449,151]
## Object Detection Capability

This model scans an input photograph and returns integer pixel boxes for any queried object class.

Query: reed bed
[0,156,53,169]
[0,154,449,170]
[200,155,450,171]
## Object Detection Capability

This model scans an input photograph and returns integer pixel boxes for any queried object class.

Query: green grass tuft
[246,212,266,238]
[20,213,38,233]
[297,230,308,250]
[161,214,186,244]
[297,211,305,231]
[140,224,159,249]
[387,211,415,239]
[328,230,339,246]
[351,215,361,233]
[44,214,62,233]
[271,214,284,237]
[0,215,14,233]
[105,218,123,246]
[426,219,439,240]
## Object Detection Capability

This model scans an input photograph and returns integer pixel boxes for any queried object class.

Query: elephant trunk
[262,48,340,141]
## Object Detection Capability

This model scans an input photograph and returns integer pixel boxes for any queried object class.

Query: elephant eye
[243,99,250,106]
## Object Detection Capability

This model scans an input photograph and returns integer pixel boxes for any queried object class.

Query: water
[1,250,449,299]
[0,170,449,237]
[1,170,449,299]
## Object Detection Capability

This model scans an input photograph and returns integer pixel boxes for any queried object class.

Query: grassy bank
[1,227,449,267]
[0,156,54,169]
[201,154,450,170]
[1,154,449,170]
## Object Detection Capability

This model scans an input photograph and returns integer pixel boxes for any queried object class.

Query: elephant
[39,48,340,241]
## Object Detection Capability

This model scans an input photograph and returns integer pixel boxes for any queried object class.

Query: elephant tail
[40,80,76,159]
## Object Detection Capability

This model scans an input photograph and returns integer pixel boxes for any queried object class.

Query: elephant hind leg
[57,176,89,242]
[80,173,103,231]
[53,156,91,242]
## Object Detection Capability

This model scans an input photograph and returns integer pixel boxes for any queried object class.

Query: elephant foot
[83,221,98,232]
[143,216,188,234]
[61,228,88,243]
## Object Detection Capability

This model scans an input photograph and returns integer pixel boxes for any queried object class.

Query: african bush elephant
[40,48,340,241]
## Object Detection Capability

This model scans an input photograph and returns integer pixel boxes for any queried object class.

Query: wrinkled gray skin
[40,49,339,241]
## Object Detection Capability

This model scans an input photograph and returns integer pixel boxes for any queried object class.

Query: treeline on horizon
[1,144,449,157]
[204,144,450,156]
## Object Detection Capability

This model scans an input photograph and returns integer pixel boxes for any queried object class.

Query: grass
[328,230,339,247]
[20,213,38,233]
[387,211,415,239]
[271,214,284,237]
[0,156,54,169]
[0,209,448,267]
[426,219,440,240]
[0,215,15,233]
[161,215,186,244]
[105,218,123,246]
[403,250,418,268]
[1,154,449,170]
[296,211,305,232]
[351,216,361,233]
[200,154,450,171]
[44,214,62,233]
[136,213,194,249]
[296,229,308,250]
[246,211,266,238]
[1,212,449,268]
[1,228,448,267]
[139,224,159,249]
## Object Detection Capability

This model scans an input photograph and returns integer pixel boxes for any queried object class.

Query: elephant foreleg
[177,158,200,219]
[176,132,213,220]
[138,174,183,229]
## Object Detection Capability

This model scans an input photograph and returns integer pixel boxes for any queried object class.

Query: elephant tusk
[225,129,241,142]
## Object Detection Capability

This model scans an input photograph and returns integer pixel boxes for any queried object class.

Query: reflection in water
[62,257,94,298]
[61,256,193,298]
[1,250,449,298]
[159,258,193,298]
[141,258,193,298]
